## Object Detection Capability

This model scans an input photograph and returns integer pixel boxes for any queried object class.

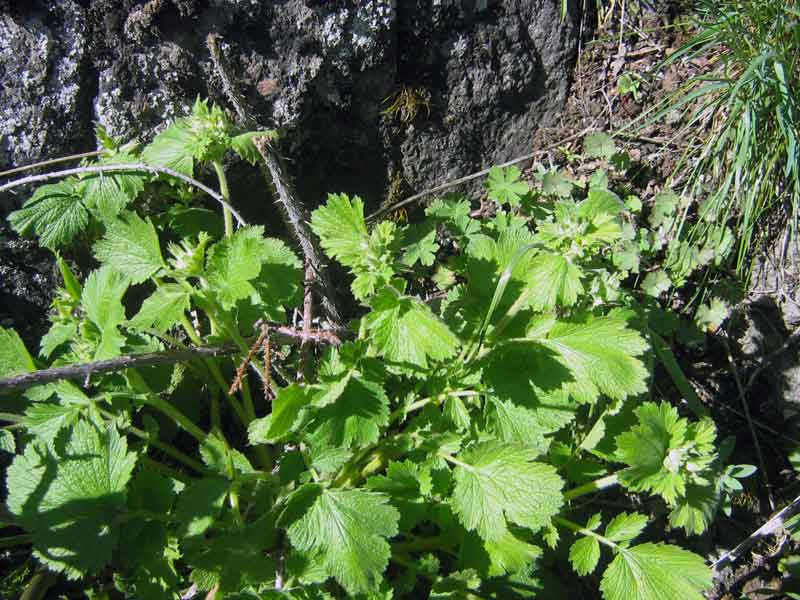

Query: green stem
[563,473,620,501]
[229,487,244,528]
[99,408,206,473]
[0,412,23,423]
[126,370,207,445]
[144,395,207,445]
[213,160,234,237]
[553,516,618,550]
[140,455,192,484]
[210,387,222,433]
[438,451,473,471]
[180,313,248,427]
[388,390,480,424]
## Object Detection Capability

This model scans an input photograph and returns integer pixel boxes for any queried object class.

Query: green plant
[617,72,644,102]
[0,111,744,599]
[637,0,800,273]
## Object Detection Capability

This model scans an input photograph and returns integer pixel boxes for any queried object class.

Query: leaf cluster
[0,115,746,599]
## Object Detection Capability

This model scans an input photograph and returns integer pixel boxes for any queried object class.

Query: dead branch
[0,325,341,394]
[366,126,595,222]
[0,150,103,179]
[206,35,343,327]
[253,136,344,327]
[712,494,800,575]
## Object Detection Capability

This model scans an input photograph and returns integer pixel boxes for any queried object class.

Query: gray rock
[1,0,577,211]
[0,1,89,175]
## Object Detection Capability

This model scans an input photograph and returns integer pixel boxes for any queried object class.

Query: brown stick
[205,35,342,327]
[301,262,315,382]
[0,325,342,394]
[712,494,800,574]
[254,136,343,326]
[0,150,103,179]
[366,126,595,222]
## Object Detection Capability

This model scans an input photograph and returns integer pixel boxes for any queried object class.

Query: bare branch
[366,126,595,222]
[0,325,342,394]
[205,35,342,327]
[712,494,800,574]
[254,136,343,326]
[0,163,247,228]
[0,150,103,179]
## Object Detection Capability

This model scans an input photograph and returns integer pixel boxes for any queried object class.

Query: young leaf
[641,269,671,298]
[526,253,584,310]
[0,429,15,454]
[230,130,277,164]
[365,288,459,369]
[695,297,730,332]
[285,486,400,595]
[487,166,530,207]
[541,170,573,197]
[367,459,433,530]
[0,327,35,378]
[40,321,77,359]
[24,403,83,445]
[604,512,648,544]
[615,403,717,505]
[249,384,309,443]
[310,193,369,269]
[450,442,564,541]
[584,132,617,160]
[599,543,711,600]
[6,421,137,578]
[569,536,601,575]
[401,222,439,267]
[483,528,543,576]
[8,180,88,249]
[93,212,165,284]
[648,190,679,228]
[81,266,130,359]
[174,478,229,538]
[536,313,649,404]
[305,374,389,449]
[128,284,191,334]
[205,226,267,309]
[81,154,145,220]
[142,118,196,176]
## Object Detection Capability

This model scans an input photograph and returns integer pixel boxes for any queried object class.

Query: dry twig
[0,325,341,394]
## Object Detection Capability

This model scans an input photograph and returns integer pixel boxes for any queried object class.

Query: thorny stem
[0,149,102,178]
[563,473,620,501]
[213,160,234,237]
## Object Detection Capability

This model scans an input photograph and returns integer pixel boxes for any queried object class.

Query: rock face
[1,0,577,211]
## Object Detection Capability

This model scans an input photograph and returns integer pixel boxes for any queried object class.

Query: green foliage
[641,0,800,272]
[8,180,88,249]
[0,106,733,599]
[6,420,137,578]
